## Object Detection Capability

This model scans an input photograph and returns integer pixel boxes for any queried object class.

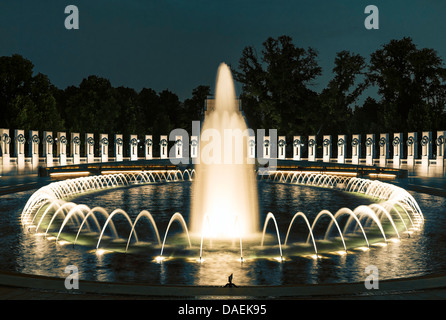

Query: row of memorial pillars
[1,129,444,168]
[0,130,158,166]
[77,133,155,163]
[0,130,199,165]
[290,132,445,168]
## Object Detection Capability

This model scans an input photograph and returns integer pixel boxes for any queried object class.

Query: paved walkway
[1,270,446,300]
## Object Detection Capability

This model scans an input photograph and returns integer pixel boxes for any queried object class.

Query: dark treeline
[235,35,446,137]
[1,36,446,140]
[0,54,210,139]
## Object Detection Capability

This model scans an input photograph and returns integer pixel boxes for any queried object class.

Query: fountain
[15,63,428,288]
[190,63,259,239]
[20,169,424,260]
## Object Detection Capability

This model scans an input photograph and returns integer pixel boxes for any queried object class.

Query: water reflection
[0,179,445,286]
[0,163,39,177]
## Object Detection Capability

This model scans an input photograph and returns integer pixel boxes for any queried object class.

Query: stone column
[263,136,271,159]
[420,131,432,168]
[378,133,389,167]
[248,136,255,159]
[99,134,109,163]
[337,135,346,164]
[436,130,445,167]
[391,133,403,169]
[322,135,331,163]
[130,135,138,161]
[406,132,418,167]
[29,130,40,167]
[308,135,316,162]
[115,134,123,162]
[160,135,168,159]
[57,132,68,166]
[351,134,361,165]
[190,136,198,159]
[14,129,26,167]
[144,135,153,160]
[43,131,54,166]
[0,129,11,166]
[175,135,183,158]
[365,134,375,166]
[85,133,95,163]
[71,133,81,164]
[278,136,286,160]
[293,136,302,161]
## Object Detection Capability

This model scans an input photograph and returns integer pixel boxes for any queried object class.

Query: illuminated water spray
[18,64,425,265]
[190,63,259,239]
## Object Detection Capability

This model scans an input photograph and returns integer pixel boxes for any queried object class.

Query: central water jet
[190,63,259,239]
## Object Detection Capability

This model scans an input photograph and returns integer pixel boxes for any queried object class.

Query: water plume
[190,63,259,239]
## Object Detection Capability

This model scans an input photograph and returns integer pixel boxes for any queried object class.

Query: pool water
[0,179,445,286]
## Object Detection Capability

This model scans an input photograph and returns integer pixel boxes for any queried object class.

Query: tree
[183,85,210,131]
[139,87,160,133]
[319,51,368,134]
[351,97,381,134]
[30,73,65,131]
[0,54,34,128]
[158,89,184,129]
[115,86,141,135]
[64,75,120,134]
[368,37,446,132]
[0,54,64,131]
[234,35,322,136]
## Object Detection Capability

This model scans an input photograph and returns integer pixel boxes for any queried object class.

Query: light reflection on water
[0,180,445,286]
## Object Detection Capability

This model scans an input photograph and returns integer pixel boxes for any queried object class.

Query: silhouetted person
[224,273,237,288]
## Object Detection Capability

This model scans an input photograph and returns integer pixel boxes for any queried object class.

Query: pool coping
[1,269,446,299]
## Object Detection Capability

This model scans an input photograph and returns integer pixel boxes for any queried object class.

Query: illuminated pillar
[365,134,375,166]
[175,135,183,158]
[57,132,68,166]
[0,129,11,166]
[421,131,432,168]
[263,136,271,159]
[308,135,316,162]
[29,130,40,167]
[392,133,403,169]
[190,136,198,159]
[99,134,109,163]
[293,136,302,161]
[115,134,123,162]
[130,134,138,161]
[322,135,331,163]
[248,136,255,159]
[278,136,286,160]
[14,129,26,167]
[337,135,346,164]
[43,131,54,165]
[85,133,95,163]
[71,133,81,164]
[436,130,445,167]
[406,132,417,167]
[378,133,389,167]
[160,135,168,159]
[351,134,361,165]
[144,135,153,160]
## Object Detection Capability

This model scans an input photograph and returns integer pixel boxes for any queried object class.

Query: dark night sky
[1,0,446,101]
